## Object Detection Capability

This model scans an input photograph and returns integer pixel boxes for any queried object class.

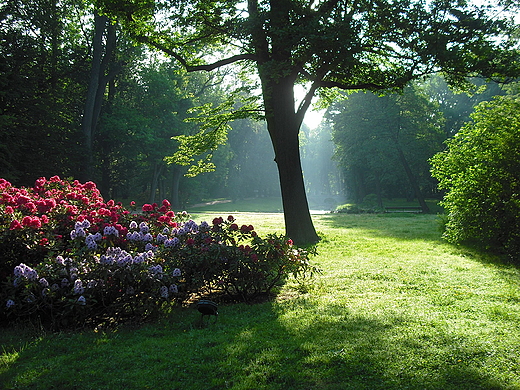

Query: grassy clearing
[1,213,519,390]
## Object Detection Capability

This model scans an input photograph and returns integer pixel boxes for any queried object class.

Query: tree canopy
[73,0,520,242]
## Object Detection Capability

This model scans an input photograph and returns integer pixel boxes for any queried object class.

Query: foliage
[0,177,316,328]
[430,94,520,261]
[161,215,316,300]
[329,85,445,204]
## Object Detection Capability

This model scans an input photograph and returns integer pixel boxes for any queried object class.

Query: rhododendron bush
[1,177,316,328]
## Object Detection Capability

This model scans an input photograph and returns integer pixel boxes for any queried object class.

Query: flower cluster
[1,177,316,328]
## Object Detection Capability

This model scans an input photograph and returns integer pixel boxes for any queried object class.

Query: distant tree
[329,85,445,211]
[97,59,227,205]
[0,0,90,184]
[100,0,519,244]
[430,94,520,260]
[420,74,505,138]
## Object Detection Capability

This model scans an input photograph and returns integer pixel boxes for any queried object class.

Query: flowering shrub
[1,177,316,328]
[160,215,316,300]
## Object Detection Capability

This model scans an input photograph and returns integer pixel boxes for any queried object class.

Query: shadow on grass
[0,297,514,390]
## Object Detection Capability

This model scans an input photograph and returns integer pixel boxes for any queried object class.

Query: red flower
[130,201,136,207]
[212,217,224,225]
[186,238,195,246]
[162,199,171,208]
[5,206,14,214]
[9,220,22,230]
[227,215,235,222]
[142,204,153,212]
[287,239,293,246]
[39,238,49,246]
[21,216,33,227]
[229,223,239,231]
[158,215,170,223]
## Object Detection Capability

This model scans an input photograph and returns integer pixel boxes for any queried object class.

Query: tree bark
[395,143,430,213]
[81,14,118,181]
[261,75,320,245]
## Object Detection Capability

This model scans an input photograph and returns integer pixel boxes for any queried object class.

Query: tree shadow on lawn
[0,298,513,390]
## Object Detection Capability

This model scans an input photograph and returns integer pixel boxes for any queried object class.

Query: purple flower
[139,222,149,233]
[160,286,169,298]
[162,227,170,235]
[164,237,180,248]
[149,264,163,276]
[133,254,145,264]
[172,268,181,277]
[39,278,49,287]
[61,278,70,288]
[129,221,138,229]
[13,264,25,278]
[103,225,119,237]
[169,284,178,294]
[70,230,77,239]
[85,234,98,250]
[143,233,153,242]
[51,283,59,291]
[74,279,84,295]
[77,296,86,305]
[156,233,167,244]
[75,227,86,238]
[6,299,15,308]
[56,255,65,265]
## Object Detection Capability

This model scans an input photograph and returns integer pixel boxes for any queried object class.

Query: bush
[1,177,317,328]
[430,95,520,261]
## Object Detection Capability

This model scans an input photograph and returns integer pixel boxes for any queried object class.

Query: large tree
[99,0,519,244]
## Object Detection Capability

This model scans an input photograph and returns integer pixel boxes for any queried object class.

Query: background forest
[0,0,511,210]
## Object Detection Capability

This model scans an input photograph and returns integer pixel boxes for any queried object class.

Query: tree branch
[186,54,259,72]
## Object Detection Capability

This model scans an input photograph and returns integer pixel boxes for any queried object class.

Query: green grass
[1,213,519,390]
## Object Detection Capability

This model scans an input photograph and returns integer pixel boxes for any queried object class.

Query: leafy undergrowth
[1,213,519,390]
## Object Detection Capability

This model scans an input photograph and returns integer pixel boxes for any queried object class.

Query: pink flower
[9,220,22,230]
[5,206,14,214]
[21,216,32,227]
[130,201,136,207]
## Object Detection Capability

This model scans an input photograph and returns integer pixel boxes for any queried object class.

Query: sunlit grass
[1,213,519,390]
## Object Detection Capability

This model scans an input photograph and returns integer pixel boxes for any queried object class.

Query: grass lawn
[1,212,519,390]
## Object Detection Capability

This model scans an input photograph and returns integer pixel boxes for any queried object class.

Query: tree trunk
[149,162,164,204]
[395,143,430,213]
[261,75,319,245]
[81,14,118,182]
[170,166,183,209]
